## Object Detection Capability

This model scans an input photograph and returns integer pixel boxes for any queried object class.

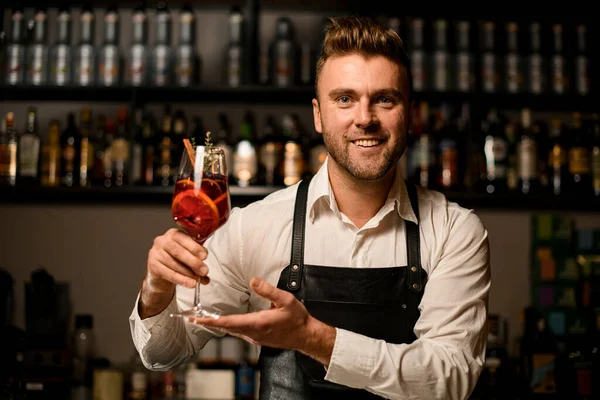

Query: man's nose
[353,101,379,129]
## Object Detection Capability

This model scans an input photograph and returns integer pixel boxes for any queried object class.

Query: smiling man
[129,16,491,400]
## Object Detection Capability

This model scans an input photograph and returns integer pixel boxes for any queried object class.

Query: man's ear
[312,98,322,134]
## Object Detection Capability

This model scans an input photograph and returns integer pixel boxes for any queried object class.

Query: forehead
[318,53,408,94]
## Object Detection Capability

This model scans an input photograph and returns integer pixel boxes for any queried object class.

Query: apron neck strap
[405,181,425,293]
[287,177,311,291]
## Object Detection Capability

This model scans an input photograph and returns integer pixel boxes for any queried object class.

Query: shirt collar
[307,157,418,225]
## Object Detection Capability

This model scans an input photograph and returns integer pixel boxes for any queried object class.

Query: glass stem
[194,277,202,308]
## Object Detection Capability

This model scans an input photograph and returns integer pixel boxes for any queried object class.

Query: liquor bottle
[270,17,298,88]
[455,20,474,92]
[0,113,18,186]
[154,106,174,187]
[175,3,199,86]
[40,120,61,187]
[112,108,130,187]
[61,113,81,187]
[172,109,187,163]
[432,19,452,92]
[140,112,156,186]
[505,22,523,93]
[226,6,244,87]
[90,115,107,186]
[50,7,72,86]
[408,18,428,91]
[151,1,172,87]
[131,108,144,185]
[280,113,304,186]
[233,111,258,187]
[308,131,328,177]
[413,102,436,189]
[26,8,48,86]
[5,6,26,85]
[71,314,96,400]
[547,119,568,196]
[212,114,234,181]
[437,104,461,190]
[527,22,547,95]
[480,21,499,93]
[126,1,148,86]
[482,108,508,194]
[74,2,96,86]
[79,108,92,187]
[98,6,121,87]
[574,24,590,95]
[550,24,567,94]
[516,108,540,195]
[102,118,116,187]
[258,116,283,186]
[17,106,41,184]
[592,114,600,197]
[568,112,591,195]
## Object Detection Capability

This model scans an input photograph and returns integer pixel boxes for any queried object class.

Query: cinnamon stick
[183,138,195,168]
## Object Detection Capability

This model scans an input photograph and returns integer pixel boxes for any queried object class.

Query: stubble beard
[321,125,404,181]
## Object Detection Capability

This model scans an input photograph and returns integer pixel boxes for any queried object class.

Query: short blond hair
[315,16,412,99]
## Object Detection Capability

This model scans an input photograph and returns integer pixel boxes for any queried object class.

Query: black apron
[258,177,428,400]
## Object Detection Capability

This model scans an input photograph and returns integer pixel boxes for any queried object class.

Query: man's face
[312,53,410,181]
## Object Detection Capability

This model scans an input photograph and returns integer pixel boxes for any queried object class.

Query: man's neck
[328,163,396,229]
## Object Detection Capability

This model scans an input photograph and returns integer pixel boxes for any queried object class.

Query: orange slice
[172,189,220,243]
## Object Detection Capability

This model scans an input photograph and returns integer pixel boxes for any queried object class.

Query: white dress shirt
[129,157,491,400]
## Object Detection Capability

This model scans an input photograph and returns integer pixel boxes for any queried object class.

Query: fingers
[250,277,291,307]
[148,248,197,288]
[154,229,209,277]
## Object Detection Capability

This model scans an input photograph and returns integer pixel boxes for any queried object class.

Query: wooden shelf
[2,184,599,212]
[2,85,597,112]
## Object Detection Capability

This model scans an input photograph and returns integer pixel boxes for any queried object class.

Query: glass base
[170,305,221,320]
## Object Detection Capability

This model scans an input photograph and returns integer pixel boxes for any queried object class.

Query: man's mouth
[352,139,382,147]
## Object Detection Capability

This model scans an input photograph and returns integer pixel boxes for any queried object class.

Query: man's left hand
[191,277,336,366]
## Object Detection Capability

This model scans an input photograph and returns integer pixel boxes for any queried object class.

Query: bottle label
[575,56,589,95]
[482,53,497,92]
[548,145,567,167]
[0,143,17,179]
[568,147,590,174]
[129,45,146,86]
[440,144,458,187]
[433,51,448,91]
[506,54,521,93]
[63,144,76,173]
[18,135,40,177]
[411,51,425,91]
[551,56,565,93]
[153,45,169,86]
[593,147,600,191]
[415,135,433,167]
[517,138,537,179]
[233,141,258,185]
[456,52,471,92]
[485,137,507,178]
[275,42,294,87]
[100,46,119,86]
[529,54,543,94]
[77,44,94,86]
[29,45,46,85]
[228,47,241,87]
[7,45,25,85]
[283,143,304,186]
[259,142,282,177]
[54,45,70,85]
[309,144,328,175]
[176,46,193,86]
[79,137,89,185]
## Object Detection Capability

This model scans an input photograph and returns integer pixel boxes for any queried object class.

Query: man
[129,16,491,400]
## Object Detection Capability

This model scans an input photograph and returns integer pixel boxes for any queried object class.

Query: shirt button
[412,283,419,290]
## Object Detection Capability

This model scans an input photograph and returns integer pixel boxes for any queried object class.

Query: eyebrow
[327,88,405,101]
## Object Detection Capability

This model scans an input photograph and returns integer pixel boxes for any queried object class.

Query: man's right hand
[139,228,210,319]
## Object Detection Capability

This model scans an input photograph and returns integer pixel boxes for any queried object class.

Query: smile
[352,139,382,147]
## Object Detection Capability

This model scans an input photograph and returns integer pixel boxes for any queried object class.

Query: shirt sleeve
[324,209,491,400]
[129,207,250,371]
